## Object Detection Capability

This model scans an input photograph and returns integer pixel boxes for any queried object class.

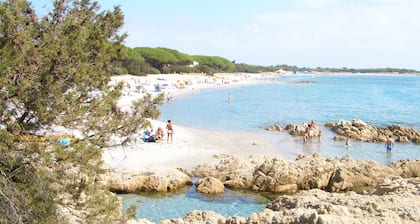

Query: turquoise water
[160,74,420,164]
[161,74,420,131]
[120,185,272,223]
[123,74,420,222]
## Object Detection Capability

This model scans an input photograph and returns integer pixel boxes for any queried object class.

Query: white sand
[102,73,289,172]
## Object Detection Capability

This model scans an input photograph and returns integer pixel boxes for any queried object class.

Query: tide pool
[120,185,272,223]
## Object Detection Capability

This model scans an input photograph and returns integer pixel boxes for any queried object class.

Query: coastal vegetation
[112,47,420,75]
[0,0,163,222]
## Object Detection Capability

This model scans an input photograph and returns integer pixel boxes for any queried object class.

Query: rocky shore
[100,154,420,223]
[266,118,420,144]
[100,75,420,223]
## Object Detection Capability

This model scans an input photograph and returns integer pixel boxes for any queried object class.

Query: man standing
[385,135,395,154]
[166,120,174,143]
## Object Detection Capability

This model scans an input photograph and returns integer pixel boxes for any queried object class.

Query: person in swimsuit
[155,127,165,141]
[385,135,395,153]
[166,120,174,143]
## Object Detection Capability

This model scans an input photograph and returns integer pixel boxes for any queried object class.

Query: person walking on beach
[385,135,395,153]
[166,120,174,143]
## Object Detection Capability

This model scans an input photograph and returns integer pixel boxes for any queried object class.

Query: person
[385,135,395,153]
[155,127,164,141]
[228,93,232,102]
[303,125,311,144]
[166,120,174,143]
[318,131,322,143]
[310,120,317,128]
[167,92,173,103]
[345,136,352,147]
[308,124,314,140]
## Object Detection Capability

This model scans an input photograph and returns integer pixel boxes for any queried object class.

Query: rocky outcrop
[264,123,283,132]
[194,153,420,193]
[118,155,420,223]
[196,177,225,194]
[266,122,321,139]
[97,167,192,193]
[153,177,420,224]
[326,119,420,144]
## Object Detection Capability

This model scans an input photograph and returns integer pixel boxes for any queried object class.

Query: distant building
[188,61,199,67]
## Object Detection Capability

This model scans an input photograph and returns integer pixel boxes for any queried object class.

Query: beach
[102,73,287,172]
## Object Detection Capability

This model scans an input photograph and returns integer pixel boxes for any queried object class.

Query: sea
[122,73,420,222]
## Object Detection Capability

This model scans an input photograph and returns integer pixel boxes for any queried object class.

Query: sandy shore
[102,73,288,172]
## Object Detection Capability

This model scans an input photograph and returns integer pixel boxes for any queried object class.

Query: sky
[30,0,420,70]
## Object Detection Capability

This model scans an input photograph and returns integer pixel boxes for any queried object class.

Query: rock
[99,167,192,193]
[265,124,283,132]
[333,135,347,141]
[194,155,420,194]
[161,210,225,224]
[196,177,225,194]
[327,119,420,144]
[225,216,246,224]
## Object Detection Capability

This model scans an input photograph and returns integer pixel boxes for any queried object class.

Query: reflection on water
[119,185,274,223]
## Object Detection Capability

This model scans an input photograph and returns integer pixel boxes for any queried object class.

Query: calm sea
[124,74,420,222]
[160,74,420,163]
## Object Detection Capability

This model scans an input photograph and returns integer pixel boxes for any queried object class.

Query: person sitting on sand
[155,127,164,141]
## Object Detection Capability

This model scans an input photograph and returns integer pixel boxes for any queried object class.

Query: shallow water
[160,74,420,164]
[120,185,273,223]
[124,74,420,221]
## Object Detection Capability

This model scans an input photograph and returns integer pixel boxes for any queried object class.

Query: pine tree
[0,0,163,222]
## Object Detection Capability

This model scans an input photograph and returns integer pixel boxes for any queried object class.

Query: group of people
[141,120,174,143]
[303,120,321,144]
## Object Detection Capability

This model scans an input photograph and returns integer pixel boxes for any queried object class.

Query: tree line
[112,47,419,75]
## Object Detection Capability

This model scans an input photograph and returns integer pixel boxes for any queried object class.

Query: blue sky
[31,0,420,70]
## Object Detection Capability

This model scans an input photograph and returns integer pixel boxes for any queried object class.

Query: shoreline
[103,73,288,172]
[103,72,419,174]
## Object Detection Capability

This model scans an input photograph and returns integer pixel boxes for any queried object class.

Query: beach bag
[147,136,156,142]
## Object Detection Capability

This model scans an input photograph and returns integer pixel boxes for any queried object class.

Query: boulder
[264,123,283,132]
[196,177,225,194]
[98,167,192,193]
[161,210,225,224]
[327,119,420,143]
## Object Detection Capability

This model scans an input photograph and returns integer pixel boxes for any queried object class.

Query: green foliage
[193,55,235,72]
[112,66,128,75]
[0,0,163,223]
[148,67,161,74]
[126,59,150,76]
[234,63,272,73]
[133,47,194,72]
